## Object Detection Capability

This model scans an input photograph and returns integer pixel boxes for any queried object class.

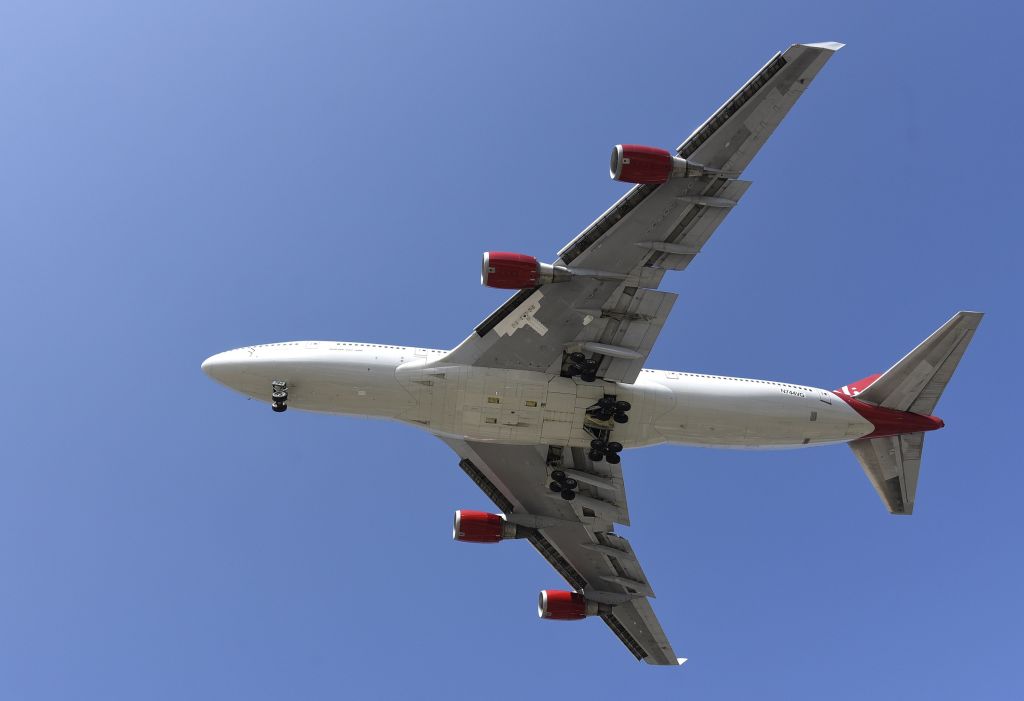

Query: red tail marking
[836,373,882,397]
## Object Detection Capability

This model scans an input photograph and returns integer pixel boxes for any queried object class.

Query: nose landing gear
[271,380,288,413]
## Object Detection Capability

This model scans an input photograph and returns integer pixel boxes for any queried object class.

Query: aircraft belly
[402,365,674,448]
[654,376,872,448]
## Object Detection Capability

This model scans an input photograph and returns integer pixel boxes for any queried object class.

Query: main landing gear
[585,396,631,426]
[563,351,599,383]
[545,394,632,501]
[271,380,288,413]
[548,469,579,501]
[583,394,631,464]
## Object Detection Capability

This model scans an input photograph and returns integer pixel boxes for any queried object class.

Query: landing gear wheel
[614,400,631,412]
[560,489,576,501]
[595,410,613,421]
[549,481,564,492]
[606,441,623,453]
[272,391,288,402]
[550,470,566,482]
[568,352,586,364]
[272,403,287,413]
[613,413,629,424]
[567,364,584,377]
[590,438,607,451]
[598,397,617,410]
[562,478,578,490]
[588,448,605,462]
[580,372,597,383]
[605,452,621,465]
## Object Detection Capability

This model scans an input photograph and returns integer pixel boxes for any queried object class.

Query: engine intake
[453,510,519,543]
[610,144,728,184]
[538,590,601,620]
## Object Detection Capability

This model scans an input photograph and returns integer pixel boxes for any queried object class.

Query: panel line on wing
[677,52,787,157]
[601,613,649,661]
[457,458,514,513]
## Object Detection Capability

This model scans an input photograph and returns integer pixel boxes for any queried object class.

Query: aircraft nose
[201,352,224,377]
[201,349,248,384]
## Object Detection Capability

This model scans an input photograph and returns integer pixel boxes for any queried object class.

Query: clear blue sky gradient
[2,1,1022,698]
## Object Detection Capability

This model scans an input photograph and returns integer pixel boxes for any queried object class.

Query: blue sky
[2,1,1022,698]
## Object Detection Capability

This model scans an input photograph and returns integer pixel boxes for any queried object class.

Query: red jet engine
[453,510,519,543]
[610,144,726,184]
[538,590,601,620]
[481,252,570,289]
[610,144,674,184]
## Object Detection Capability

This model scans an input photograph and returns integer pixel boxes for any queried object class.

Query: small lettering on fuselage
[780,388,805,398]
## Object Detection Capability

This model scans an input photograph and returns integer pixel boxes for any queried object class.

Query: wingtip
[677,657,688,666]
[801,41,845,51]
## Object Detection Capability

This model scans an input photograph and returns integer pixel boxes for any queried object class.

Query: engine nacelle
[481,252,571,289]
[610,144,674,184]
[610,144,721,184]
[481,252,541,289]
[453,510,518,543]
[538,590,600,620]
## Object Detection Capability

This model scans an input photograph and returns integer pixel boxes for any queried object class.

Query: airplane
[201,41,983,666]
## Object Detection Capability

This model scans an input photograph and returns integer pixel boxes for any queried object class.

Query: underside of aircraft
[202,41,983,665]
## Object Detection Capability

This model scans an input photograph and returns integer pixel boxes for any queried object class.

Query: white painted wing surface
[443,438,681,665]
[444,42,843,384]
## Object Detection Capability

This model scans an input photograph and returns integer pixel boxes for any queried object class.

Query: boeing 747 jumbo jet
[202,42,983,665]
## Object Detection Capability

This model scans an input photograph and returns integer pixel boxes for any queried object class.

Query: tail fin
[855,311,984,414]
[847,311,983,515]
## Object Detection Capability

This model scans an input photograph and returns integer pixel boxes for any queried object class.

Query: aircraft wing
[444,42,843,384]
[443,438,683,665]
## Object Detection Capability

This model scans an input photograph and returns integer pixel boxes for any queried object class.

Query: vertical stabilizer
[856,312,983,414]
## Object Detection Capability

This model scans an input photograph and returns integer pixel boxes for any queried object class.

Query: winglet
[677,657,688,666]
[800,41,845,51]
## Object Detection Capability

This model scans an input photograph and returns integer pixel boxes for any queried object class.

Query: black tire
[272,403,287,413]
[585,359,599,370]
[580,372,597,383]
[598,397,617,409]
[613,412,629,424]
[567,364,584,377]
[550,470,566,482]
[605,452,621,465]
[595,410,613,421]
[549,481,564,492]
[562,478,578,490]
[590,438,607,450]
[272,391,288,402]
[588,448,604,461]
[606,441,623,453]
[614,400,631,412]
[568,352,586,364]
[560,489,576,501]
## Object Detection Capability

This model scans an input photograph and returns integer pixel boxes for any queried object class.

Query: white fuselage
[201,342,874,449]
